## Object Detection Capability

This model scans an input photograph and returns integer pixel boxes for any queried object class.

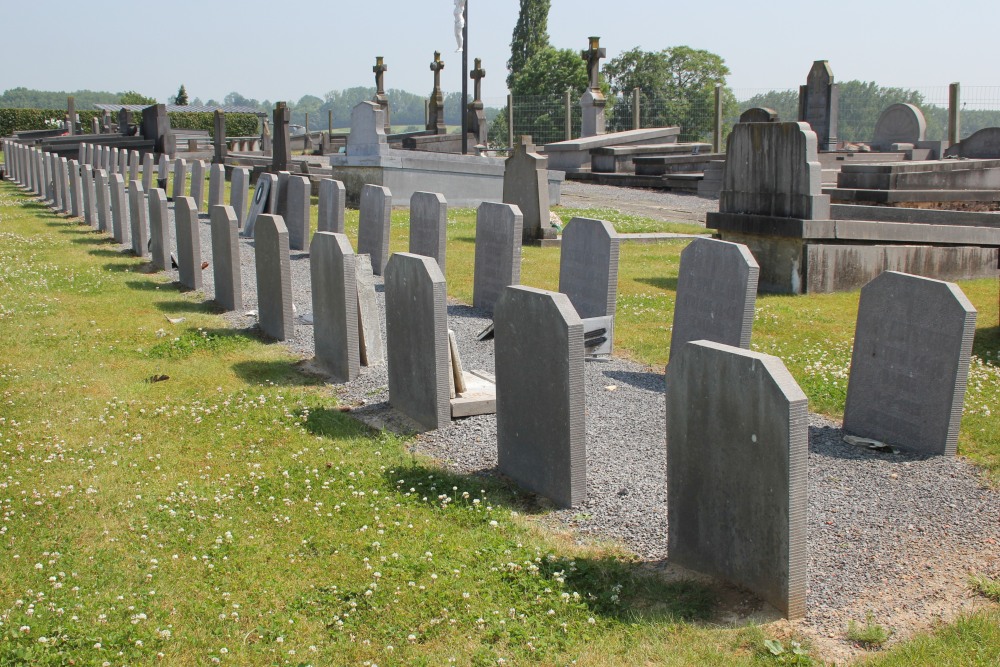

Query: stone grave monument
[254,214,294,341]
[318,178,346,233]
[473,202,523,314]
[871,103,926,151]
[174,197,203,291]
[580,36,607,137]
[372,56,391,132]
[503,136,553,244]
[311,232,360,383]
[798,60,838,151]
[427,51,447,134]
[210,205,243,313]
[409,191,447,273]
[358,184,392,275]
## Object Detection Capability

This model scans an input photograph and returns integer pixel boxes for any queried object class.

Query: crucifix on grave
[467,58,487,145]
[580,36,607,137]
[372,56,391,132]
[427,51,446,134]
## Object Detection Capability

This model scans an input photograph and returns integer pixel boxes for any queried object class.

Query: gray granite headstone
[61,159,72,213]
[355,254,384,366]
[944,127,1000,159]
[843,271,977,456]
[798,60,838,151]
[208,163,226,210]
[230,167,250,229]
[117,148,128,178]
[53,156,64,210]
[189,159,205,212]
[666,340,808,620]
[558,217,619,319]
[254,214,294,341]
[408,191,447,274]
[669,237,759,361]
[109,173,130,245]
[346,101,389,157]
[311,232,360,382]
[473,202,523,314]
[128,181,148,257]
[358,184,392,275]
[872,103,926,150]
[171,158,187,200]
[285,175,311,251]
[210,205,243,312]
[740,107,779,123]
[495,285,586,509]
[157,155,168,191]
[94,169,110,233]
[384,253,450,430]
[242,173,274,238]
[69,159,82,218]
[128,150,140,183]
[148,188,171,271]
[174,197,202,291]
[142,152,153,191]
[82,165,96,228]
[109,148,119,176]
[317,178,346,233]
[502,137,551,243]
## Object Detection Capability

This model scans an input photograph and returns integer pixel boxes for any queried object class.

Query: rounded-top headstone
[739,107,779,123]
[871,103,926,149]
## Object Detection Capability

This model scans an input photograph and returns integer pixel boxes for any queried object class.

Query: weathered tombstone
[82,164,96,227]
[101,146,111,174]
[128,150,140,183]
[157,154,168,190]
[128,181,148,257]
[502,136,551,243]
[148,188,171,271]
[345,102,389,157]
[944,127,1000,158]
[473,202,523,314]
[385,253,450,430]
[843,271,977,456]
[871,103,926,149]
[68,159,83,218]
[580,36,607,137]
[495,285,586,508]
[210,205,243,312]
[372,56,391,131]
[468,58,488,145]
[427,51,447,134]
[52,156,64,210]
[91,117,100,134]
[171,158,188,200]
[94,169,110,233]
[285,175,311,251]
[798,60,839,151]
[272,102,291,172]
[740,107,779,123]
[242,173,274,238]
[317,178,346,233]
[311,232,360,382]
[409,191,447,273]
[60,159,72,213]
[189,159,205,211]
[254,214,294,340]
[174,197,203,291]
[558,217,619,318]
[230,167,250,229]
[117,149,128,180]
[666,340,808,620]
[213,110,227,164]
[66,96,76,135]
[141,104,175,157]
[669,238,759,361]
[109,148,120,176]
[267,171,290,216]
[355,254,384,366]
[109,174,130,245]
[357,184,392,275]
[118,108,133,136]
[208,163,226,210]
[142,152,153,191]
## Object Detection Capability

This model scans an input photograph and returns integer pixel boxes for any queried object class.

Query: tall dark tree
[506,0,551,90]
[174,84,189,106]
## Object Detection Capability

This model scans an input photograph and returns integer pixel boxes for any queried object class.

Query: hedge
[1,108,259,140]
[168,112,259,138]
[0,108,101,138]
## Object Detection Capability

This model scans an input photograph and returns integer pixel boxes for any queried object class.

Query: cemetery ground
[0,175,998,666]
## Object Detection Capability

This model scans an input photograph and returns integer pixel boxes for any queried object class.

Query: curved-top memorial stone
[944,127,1000,159]
[871,103,926,149]
[739,107,779,123]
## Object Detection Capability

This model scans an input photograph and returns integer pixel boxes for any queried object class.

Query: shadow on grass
[973,324,999,358]
[70,234,114,246]
[452,234,476,245]
[300,406,378,440]
[233,359,325,386]
[634,275,679,292]
[125,279,173,293]
[152,298,220,314]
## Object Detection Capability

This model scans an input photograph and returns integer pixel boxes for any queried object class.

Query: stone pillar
[272,102,291,172]
[948,82,961,146]
[213,110,227,164]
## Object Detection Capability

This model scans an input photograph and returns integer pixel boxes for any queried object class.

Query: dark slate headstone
[189,159,205,212]
[148,188,171,271]
[502,136,551,242]
[667,340,808,619]
[311,232,360,382]
[171,158,187,201]
[208,163,226,210]
[558,217,619,319]
[843,271,977,456]
[128,181,148,257]
[317,178,346,233]
[242,173,274,238]
[357,184,392,275]
[174,197,203,291]
[272,102,291,172]
[473,202,522,314]
[944,127,1000,159]
[669,238,759,361]
[254,214,294,340]
[210,205,242,312]
[408,191,447,274]
[384,253,450,430]
[142,104,175,157]
[495,285,586,509]
[871,103,926,149]
[797,60,838,151]
[213,110,227,164]
[285,175,311,251]
[94,169,110,233]
[230,167,250,229]
[109,173,130,245]
[157,154,168,191]
[740,107,779,123]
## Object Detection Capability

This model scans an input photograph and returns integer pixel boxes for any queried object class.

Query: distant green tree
[836,80,924,143]
[118,91,157,106]
[738,89,799,123]
[224,92,260,109]
[507,0,551,90]
[510,47,588,97]
[174,85,189,106]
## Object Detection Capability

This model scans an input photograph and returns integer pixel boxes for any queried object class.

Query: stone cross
[372,56,391,131]
[470,58,485,103]
[430,50,445,90]
[468,58,487,144]
[581,36,605,91]
[427,51,446,133]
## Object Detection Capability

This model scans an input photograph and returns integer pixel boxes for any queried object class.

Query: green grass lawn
[1,175,998,665]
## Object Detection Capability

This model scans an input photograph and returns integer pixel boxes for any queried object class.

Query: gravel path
[136,192,998,661]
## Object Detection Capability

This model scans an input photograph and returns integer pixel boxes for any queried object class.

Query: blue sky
[3,0,997,105]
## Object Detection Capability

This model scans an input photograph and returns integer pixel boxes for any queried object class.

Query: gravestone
[52,156,63,210]
[210,205,243,312]
[141,104,175,156]
[66,96,75,135]
[272,102,291,172]
[427,51,447,134]
[213,110,227,164]
[871,103,926,149]
[311,232,360,382]
[285,175,311,251]
[82,164,96,227]
[174,197,203,291]
[172,158,188,200]
[91,117,100,134]
[254,214,294,340]
[473,202,522,314]
[357,184,392,275]
[117,148,128,178]
[142,152,153,191]
[356,254,384,366]
[118,108,133,136]
[372,56,391,132]
[189,159,205,211]
[128,150,140,183]
[798,60,839,151]
[495,285,586,508]
[502,136,551,243]
[60,159,71,213]
[94,169,110,233]
[157,154,168,190]
[669,238,758,361]
[385,253,450,430]
[943,127,1000,159]
[242,173,274,238]
[109,173,130,245]
[666,340,808,620]
[318,178,346,233]
[580,36,607,137]
[409,191,447,273]
[148,188,171,271]
[208,163,226,210]
[230,167,250,228]
[468,58,488,145]
[740,107,779,123]
[101,146,111,173]
[346,102,389,157]
[558,217,619,318]
[267,171,290,217]
[109,148,119,176]
[69,159,83,218]
[843,271,977,456]
[128,181,148,257]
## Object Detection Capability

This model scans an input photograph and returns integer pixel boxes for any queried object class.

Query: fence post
[425,99,430,127]
[328,110,333,136]
[507,93,514,150]
[713,84,723,153]
[633,87,641,130]
[948,82,961,145]
[565,89,572,141]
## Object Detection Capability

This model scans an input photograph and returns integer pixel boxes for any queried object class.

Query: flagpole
[461,0,469,154]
